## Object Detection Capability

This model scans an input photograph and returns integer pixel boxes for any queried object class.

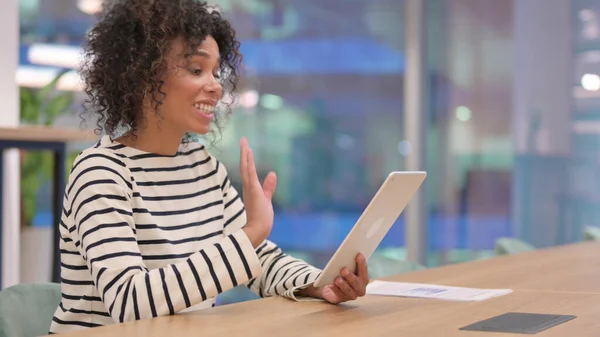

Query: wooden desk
[387,241,600,294]
[0,126,97,286]
[0,126,96,143]
[50,290,600,337]
[44,242,600,336]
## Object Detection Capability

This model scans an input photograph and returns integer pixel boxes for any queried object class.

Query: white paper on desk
[366,280,512,302]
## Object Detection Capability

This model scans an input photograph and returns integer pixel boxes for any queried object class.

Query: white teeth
[194,103,215,114]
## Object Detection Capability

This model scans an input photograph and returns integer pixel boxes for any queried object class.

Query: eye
[189,68,202,75]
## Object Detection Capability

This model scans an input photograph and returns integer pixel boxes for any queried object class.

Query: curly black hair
[80,0,242,140]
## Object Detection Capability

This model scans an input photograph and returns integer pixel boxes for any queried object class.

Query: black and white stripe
[49,135,322,335]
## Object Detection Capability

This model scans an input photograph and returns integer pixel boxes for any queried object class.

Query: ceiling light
[581,73,600,91]
[77,0,103,15]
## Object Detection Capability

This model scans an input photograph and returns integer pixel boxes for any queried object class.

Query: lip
[196,111,214,121]
[194,103,215,122]
[195,99,218,106]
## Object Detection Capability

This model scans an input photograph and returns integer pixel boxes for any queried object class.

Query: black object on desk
[459,312,576,334]
[0,139,67,287]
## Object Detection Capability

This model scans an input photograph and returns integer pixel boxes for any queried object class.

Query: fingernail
[342,268,349,276]
[336,277,342,284]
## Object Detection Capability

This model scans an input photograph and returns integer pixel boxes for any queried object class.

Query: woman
[49,0,369,334]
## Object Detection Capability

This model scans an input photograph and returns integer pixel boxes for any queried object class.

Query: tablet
[313,171,427,288]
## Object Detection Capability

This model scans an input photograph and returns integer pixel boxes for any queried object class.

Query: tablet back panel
[313,171,427,287]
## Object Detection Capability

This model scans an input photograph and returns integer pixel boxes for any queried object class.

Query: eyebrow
[193,50,220,63]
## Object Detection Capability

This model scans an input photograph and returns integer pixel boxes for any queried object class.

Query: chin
[188,125,212,136]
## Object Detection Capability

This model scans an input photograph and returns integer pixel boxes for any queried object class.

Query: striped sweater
[49,135,322,334]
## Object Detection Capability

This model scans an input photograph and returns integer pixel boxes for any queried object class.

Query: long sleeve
[217,161,322,300]
[67,151,263,323]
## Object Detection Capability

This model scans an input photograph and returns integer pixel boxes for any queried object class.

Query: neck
[119,116,185,156]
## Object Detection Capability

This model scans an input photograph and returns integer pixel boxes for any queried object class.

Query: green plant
[19,70,76,227]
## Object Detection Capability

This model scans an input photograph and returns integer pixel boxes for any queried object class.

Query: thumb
[262,172,277,201]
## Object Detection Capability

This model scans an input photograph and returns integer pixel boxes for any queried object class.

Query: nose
[203,76,222,98]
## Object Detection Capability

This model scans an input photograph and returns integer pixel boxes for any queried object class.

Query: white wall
[0,0,20,288]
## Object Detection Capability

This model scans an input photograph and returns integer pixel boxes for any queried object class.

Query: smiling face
[153,35,223,136]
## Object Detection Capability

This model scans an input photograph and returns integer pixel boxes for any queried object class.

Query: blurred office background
[3,0,600,302]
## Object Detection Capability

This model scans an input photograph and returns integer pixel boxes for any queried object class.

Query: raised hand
[239,137,277,248]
